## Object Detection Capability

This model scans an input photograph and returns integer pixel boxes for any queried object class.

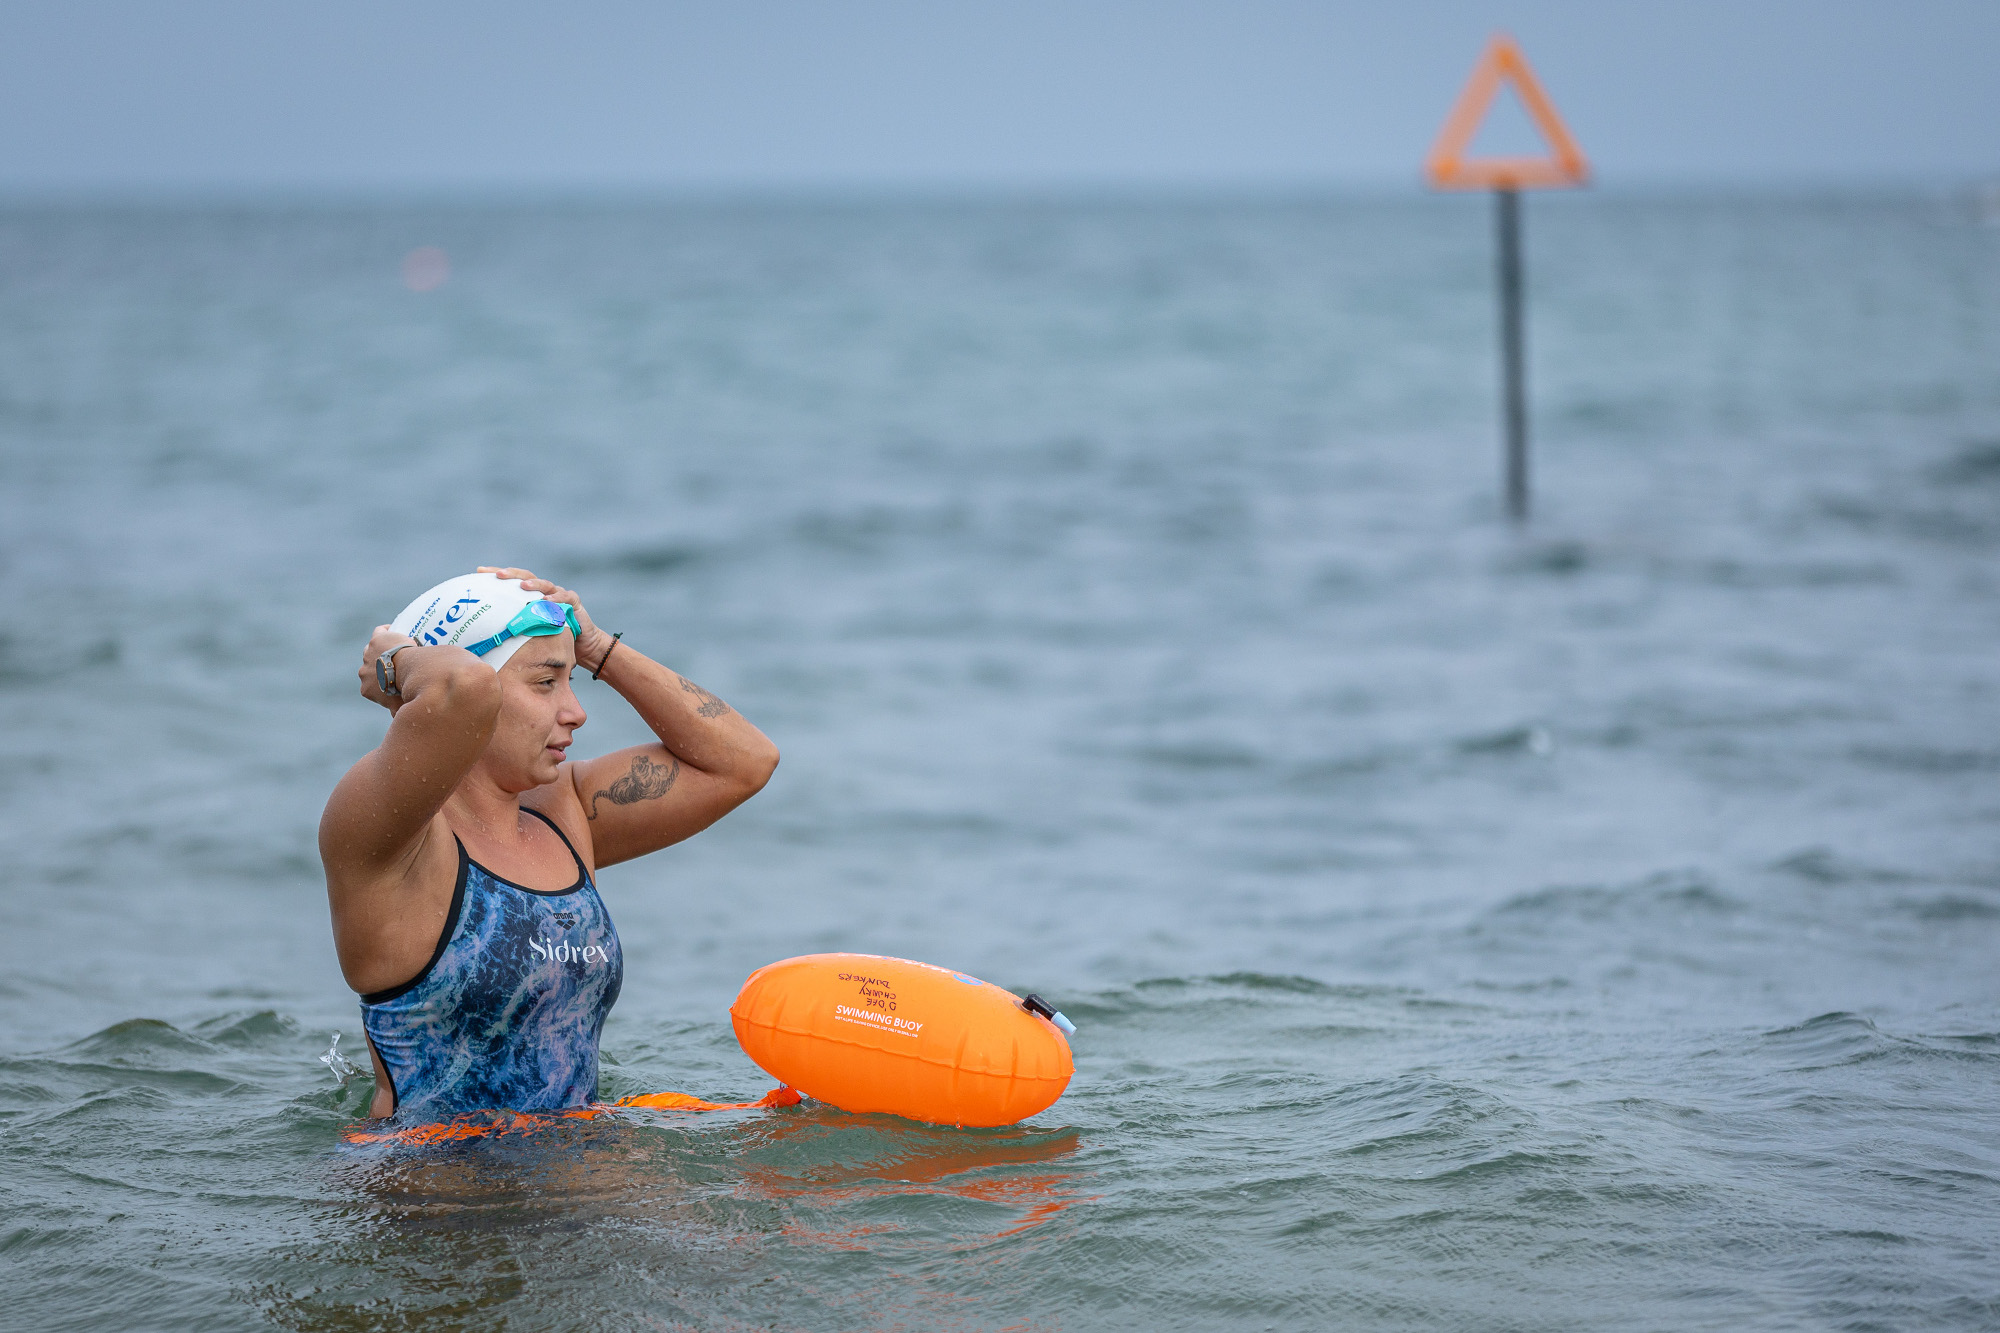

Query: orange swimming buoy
[730,953,1077,1127]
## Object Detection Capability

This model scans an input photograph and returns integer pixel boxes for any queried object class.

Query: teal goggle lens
[512,600,580,638]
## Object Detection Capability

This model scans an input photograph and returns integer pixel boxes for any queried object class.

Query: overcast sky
[0,1,1993,193]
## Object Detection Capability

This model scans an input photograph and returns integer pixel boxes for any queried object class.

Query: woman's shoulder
[325,811,463,995]
[522,776,596,876]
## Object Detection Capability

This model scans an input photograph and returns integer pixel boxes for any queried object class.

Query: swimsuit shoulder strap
[522,806,591,882]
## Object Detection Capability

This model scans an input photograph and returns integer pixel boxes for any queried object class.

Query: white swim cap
[391,572,572,670]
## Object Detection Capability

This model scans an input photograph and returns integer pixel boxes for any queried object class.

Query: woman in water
[320,566,779,1121]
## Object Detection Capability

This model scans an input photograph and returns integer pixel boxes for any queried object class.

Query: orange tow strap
[339,1086,802,1147]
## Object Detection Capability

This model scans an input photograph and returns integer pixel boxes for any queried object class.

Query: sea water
[1,192,1997,1330]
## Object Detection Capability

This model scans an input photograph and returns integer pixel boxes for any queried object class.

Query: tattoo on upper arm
[588,753,681,821]
[679,675,732,718]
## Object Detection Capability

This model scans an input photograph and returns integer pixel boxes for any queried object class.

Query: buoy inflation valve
[1020,993,1077,1036]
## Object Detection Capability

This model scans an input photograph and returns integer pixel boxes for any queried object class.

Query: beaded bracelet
[590,632,623,680]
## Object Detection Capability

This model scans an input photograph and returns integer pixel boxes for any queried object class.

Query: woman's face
[477,634,586,792]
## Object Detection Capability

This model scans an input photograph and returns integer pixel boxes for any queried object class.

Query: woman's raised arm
[476,567,781,869]
[318,628,502,882]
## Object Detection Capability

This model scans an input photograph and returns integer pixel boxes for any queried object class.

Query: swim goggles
[461,599,582,659]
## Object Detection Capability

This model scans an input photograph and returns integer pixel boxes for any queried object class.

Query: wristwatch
[375,643,417,697]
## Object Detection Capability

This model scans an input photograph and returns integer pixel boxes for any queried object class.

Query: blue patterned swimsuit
[359,809,623,1120]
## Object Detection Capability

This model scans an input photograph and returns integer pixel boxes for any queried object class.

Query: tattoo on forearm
[588,753,681,821]
[679,675,732,718]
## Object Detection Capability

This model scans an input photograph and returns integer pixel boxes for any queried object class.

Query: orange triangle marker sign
[1426,34,1588,191]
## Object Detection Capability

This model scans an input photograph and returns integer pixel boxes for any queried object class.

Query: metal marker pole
[1495,186,1529,522]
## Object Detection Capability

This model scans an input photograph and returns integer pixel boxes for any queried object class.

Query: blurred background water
[1,191,1998,1330]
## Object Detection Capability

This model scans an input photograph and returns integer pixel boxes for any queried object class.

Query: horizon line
[0,171,1990,209]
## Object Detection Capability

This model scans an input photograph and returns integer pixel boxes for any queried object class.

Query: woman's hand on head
[359,625,415,713]
[475,567,613,667]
